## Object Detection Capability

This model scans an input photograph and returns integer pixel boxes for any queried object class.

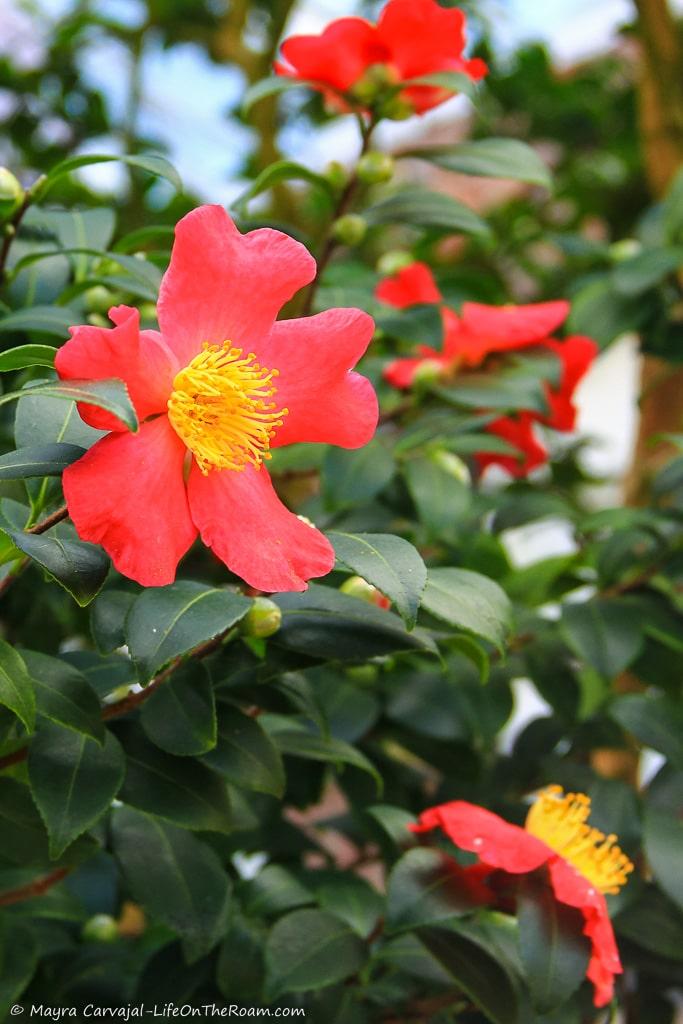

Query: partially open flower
[412,786,633,1007]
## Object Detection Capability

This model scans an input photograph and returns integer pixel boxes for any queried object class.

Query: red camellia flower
[56,205,378,592]
[412,787,633,1008]
[275,0,487,117]
[377,262,598,475]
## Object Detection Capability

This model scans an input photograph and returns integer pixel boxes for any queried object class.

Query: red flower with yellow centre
[412,786,633,1007]
[275,0,487,117]
[377,262,598,476]
[56,205,378,592]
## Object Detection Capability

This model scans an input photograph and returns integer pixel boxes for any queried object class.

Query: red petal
[457,300,570,365]
[543,335,598,432]
[378,0,466,78]
[411,801,552,874]
[257,308,378,449]
[376,262,442,308]
[277,18,386,92]
[55,306,177,432]
[476,414,548,477]
[157,206,316,369]
[187,463,335,593]
[63,416,196,587]
[548,857,622,1008]
[383,352,446,389]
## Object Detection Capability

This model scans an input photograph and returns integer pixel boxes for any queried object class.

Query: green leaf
[611,246,683,295]
[406,138,552,189]
[421,567,512,650]
[329,532,427,629]
[323,439,395,509]
[400,71,478,99]
[315,874,383,938]
[403,456,471,538]
[90,589,136,654]
[111,806,231,962]
[517,876,590,1012]
[418,926,519,1024]
[0,442,84,480]
[0,377,137,431]
[0,305,77,338]
[201,704,285,797]
[561,598,644,677]
[117,722,232,833]
[365,188,490,237]
[242,865,313,918]
[28,721,125,858]
[141,662,216,757]
[0,638,35,732]
[0,918,38,1018]
[386,848,482,933]
[611,693,683,768]
[0,776,94,867]
[265,720,382,791]
[0,520,110,608]
[0,343,57,371]
[126,581,252,680]
[21,649,104,744]
[644,804,683,912]
[274,584,436,660]
[242,75,318,114]
[233,160,334,211]
[38,152,182,196]
[265,908,367,999]
[375,303,444,349]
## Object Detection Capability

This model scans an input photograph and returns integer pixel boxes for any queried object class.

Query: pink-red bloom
[377,262,598,476]
[412,787,633,1008]
[275,0,487,117]
[56,205,378,592]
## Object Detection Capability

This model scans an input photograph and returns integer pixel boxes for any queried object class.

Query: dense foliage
[0,1,682,1022]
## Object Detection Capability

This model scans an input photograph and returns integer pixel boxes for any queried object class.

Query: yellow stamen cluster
[525,786,633,895]
[167,342,287,475]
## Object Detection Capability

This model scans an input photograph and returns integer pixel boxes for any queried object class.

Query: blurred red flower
[56,205,378,592]
[412,787,633,1008]
[275,0,487,116]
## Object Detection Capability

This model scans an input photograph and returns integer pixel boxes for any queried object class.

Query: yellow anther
[167,342,287,475]
[525,786,634,895]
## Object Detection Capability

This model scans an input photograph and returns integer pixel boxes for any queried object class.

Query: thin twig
[0,866,70,907]
[27,504,69,534]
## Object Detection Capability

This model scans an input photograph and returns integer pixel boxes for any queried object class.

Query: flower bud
[358,152,395,185]
[84,285,116,315]
[340,575,390,609]
[432,449,471,485]
[332,213,367,246]
[377,95,415,121]
[377,250,414,276]
[325,160,349,191]
[82,914,119,943]
[0,167,24,221]
[608,238,641,263]
[412,359,443,387]
[87,313,110,328]
[242,596,282,638]
[139,302,158,322]
[350,63,400,104]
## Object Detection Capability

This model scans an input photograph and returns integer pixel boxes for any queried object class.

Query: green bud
[139,302,158,322]
[84,285,116,315]
[358,152,395,185]
[412,359,443,387]
[377,250,414,276]
[0,167,24,221]
[87,313,110,328]
[325,160,349,191]
[377,95,415,121]
[82,914,119,943]
[332,213,367,247]
[340,575,389,609]
[609,239,642,263]
[432,449,471,485]
[350,63,400,105]
[242,596,282,639]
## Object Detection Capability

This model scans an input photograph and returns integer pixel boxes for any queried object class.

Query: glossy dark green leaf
[386,848,482,933]
[141,663,216,757]
[112,806,231,961]
[266,721,381,791]
[644,804,683,912]
[0,776,94,867]
[315,874,383,938]
[21,648,103,743]
[365,188,490,237]
[0,306,76,338]
[323,439,395,509]
[28,721,125,857]
[517,876,590,1012]
[0,638,35,732]
[39,152,182,195]
[233,160,334,211]
[265,908,367,999]
[561,598,645,677]
[90,589,136,654]
[611,246,683,295]
[242,865,313,918]
[403,456,471,538]
[612,693,683,768]
[0,918,38,1017]
[0,378,137,431]
[1,522,110,607]
[0,344,57,371]
[421,567,512,650]
[126,581,252,680]
[329,531,427,629]
[407,138,552,188]
[201,705,284,797]
[117,723,232,833]
[375,303,444,349]
[0,442,84,479]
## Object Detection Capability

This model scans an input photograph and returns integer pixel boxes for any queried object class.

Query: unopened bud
[139,302,158,322]
[358,152,395,185]
[332,213,367,246]
[378,95,415,121]
[609,239,642,263]
[242,596,282,638]
[0,167,23,221]
[82,914,119,943]
[432,450,471,485]
[350,63,400,105]
[412,359,444,387]
[377,250,414,276]
[84,285,117,315]
[340,575,390,609]
[325,160,349,191]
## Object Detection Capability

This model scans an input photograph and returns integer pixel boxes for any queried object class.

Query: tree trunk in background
[624,0,683,504]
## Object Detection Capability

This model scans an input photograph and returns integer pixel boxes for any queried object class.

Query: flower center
[167,342,287,475]
[525,786,633,895]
